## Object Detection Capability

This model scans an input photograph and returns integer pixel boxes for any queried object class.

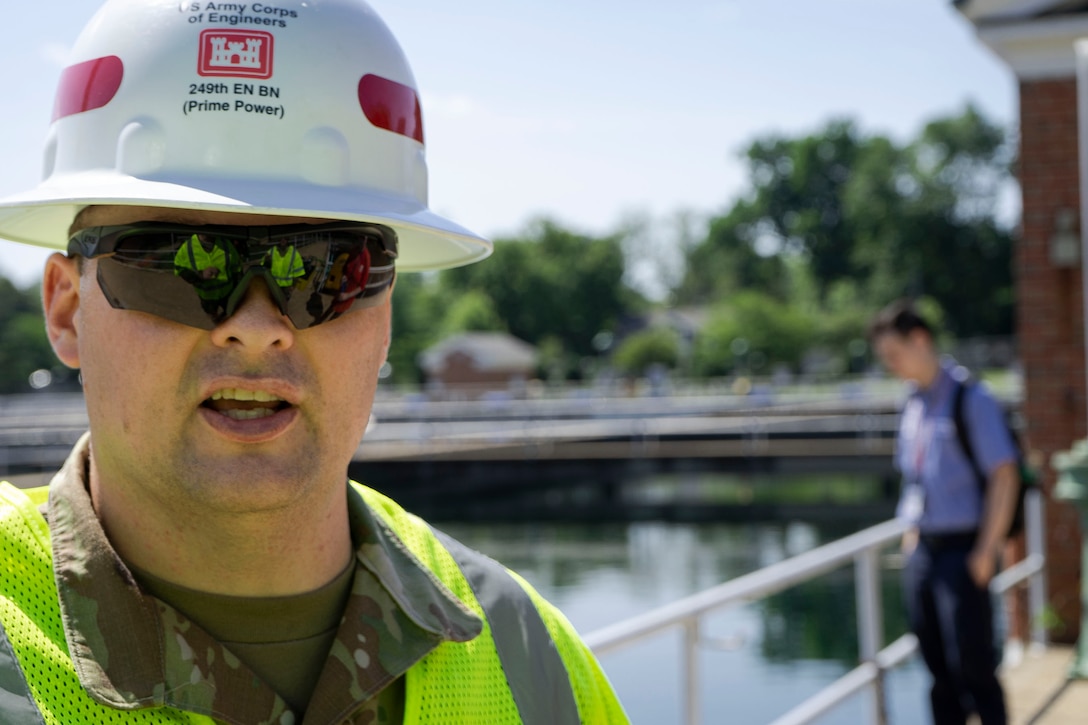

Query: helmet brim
[0,171,491,272]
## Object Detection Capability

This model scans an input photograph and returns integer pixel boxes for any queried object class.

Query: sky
[0,0,1017,288]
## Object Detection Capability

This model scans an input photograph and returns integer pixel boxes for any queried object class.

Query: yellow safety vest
[173,237,237,299]
[0,483,627,724]
[267,246,305,287]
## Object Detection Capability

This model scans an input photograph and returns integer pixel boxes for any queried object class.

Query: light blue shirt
[894,363,1017,534]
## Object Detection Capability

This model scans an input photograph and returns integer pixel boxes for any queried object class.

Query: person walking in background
[0,0,628,722]
[868,299,1019,725]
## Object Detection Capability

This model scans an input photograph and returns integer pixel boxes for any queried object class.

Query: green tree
[612,327,680,376]
[0,278,59,394]
[440,290,506,335]
[905,106,1014,335]
[387,274,447,384]
[676,105,1015,338]
[692,291,814,376]
[439,218,641,377]
[674,201,789,303]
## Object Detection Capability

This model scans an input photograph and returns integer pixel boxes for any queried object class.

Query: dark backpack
[952,379,1035,538]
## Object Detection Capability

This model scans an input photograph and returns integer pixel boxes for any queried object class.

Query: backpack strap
[952,379,1036,539]
[952,379,986,491]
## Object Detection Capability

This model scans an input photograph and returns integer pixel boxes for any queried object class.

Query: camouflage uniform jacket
[0,438,629,724]
[13,436,489,724]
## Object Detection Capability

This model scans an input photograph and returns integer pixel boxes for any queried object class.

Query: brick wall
[1018,77,1084,644]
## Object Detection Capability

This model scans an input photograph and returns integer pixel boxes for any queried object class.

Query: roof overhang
[958,5,1088,79]
[956,0,1088,24]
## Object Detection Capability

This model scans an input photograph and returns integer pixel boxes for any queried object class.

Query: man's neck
[88,466,354,597]
[914,358,943,391]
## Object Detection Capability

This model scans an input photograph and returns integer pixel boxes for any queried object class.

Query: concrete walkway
[1003,646,1088,724]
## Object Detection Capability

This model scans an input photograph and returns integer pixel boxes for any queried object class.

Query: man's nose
[209,273,296,350]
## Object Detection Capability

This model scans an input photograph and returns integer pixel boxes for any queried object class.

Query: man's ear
[42,254,82,369]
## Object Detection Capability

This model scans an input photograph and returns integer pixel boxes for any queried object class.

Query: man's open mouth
[202,388,292,421]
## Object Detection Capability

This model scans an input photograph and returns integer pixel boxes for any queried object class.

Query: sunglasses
[68,221,397,330]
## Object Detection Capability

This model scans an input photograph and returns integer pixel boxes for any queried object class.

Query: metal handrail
[584,518,908,656]
[585,489,1048,725]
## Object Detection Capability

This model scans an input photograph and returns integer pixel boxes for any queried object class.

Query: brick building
[419,332,538,398]
[957,0,1088,643]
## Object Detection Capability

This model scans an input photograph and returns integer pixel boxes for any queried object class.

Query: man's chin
[175,452,322,514]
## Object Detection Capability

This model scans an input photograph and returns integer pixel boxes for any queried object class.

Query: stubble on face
[72,209,389,519]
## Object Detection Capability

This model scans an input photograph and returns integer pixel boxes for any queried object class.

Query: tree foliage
[387,273,447,384]
[438,219,638,377]
[382,219,646,381]
[675,105,1014,338]
[612,327,680,376]
[0,278,60,394]
[388,107,1012,382]
[439,290,506,336]
[692,291,815,376]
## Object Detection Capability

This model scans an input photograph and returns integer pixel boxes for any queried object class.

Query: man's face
[45,205,392,515]
[872,330,931,384]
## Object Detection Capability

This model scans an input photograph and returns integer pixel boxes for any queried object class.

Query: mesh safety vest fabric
[268,246,305,287]
[0,482,627,724]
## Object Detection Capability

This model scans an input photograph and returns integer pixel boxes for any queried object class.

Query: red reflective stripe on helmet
[52,56,124,121]
[358,74,424,144]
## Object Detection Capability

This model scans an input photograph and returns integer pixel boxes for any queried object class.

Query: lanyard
[907,398,934,485]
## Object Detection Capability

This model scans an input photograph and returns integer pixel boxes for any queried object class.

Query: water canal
[438,502,935,724]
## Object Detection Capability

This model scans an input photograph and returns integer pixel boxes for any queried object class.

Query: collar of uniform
[304,486,482,724]
[913,361,956,406]
[344,483,481,642]
[48,434,481,723]
[49,434,165,710]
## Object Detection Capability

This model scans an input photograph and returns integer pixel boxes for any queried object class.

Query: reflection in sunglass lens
[72,223,396,330]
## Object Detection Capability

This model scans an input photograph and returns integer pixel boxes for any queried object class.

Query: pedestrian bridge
[0,385,908,474]
[0,382,1020,520]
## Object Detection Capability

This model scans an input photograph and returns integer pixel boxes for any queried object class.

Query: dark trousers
[903,536,1007,725]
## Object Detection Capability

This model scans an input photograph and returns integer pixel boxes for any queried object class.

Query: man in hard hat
[0,1,628,722]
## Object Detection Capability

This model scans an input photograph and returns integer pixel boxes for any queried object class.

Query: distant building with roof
[419,332,538,397]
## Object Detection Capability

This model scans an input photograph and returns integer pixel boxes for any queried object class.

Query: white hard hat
[0,0,491,271]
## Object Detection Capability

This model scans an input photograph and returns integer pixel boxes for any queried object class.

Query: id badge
[901,483,925,521]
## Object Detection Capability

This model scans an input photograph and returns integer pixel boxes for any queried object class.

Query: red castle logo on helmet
[198,29,274,79]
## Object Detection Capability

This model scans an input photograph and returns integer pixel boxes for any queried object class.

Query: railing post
[1026,488,1048,650]
[683,617,700,725]
[855,548,888,725]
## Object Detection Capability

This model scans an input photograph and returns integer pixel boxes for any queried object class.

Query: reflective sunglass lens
[77,224,396,330]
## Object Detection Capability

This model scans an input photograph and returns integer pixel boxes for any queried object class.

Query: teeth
[222,408,277,420]
[210,388,284,402]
